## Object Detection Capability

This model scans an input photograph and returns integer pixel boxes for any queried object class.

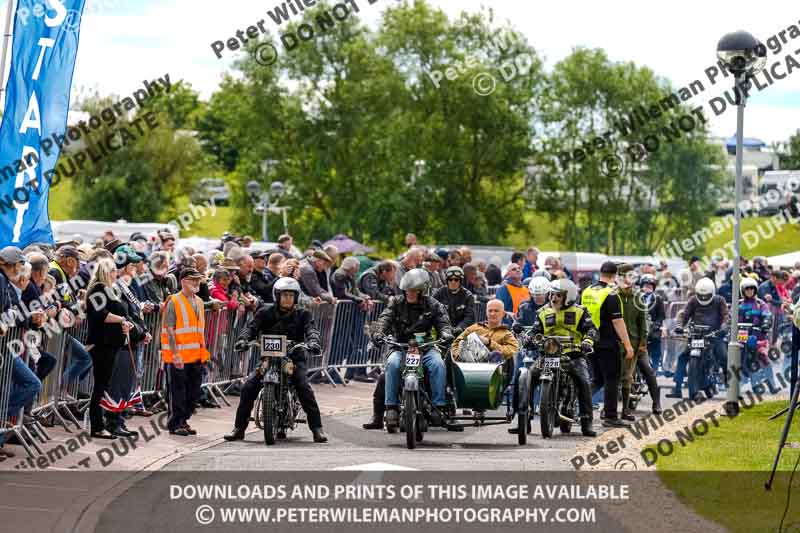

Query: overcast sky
[4,0,800,145]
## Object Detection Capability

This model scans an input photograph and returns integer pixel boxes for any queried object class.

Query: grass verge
[651,400,800,533]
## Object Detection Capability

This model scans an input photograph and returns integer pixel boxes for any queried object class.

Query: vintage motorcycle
[377,334,530,448]
[382,336,447,449]
[675,323,722,400]
[250,335,306,446]
[528,334,586,439]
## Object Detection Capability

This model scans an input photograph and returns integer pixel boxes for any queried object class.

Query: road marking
[0,504,62,513]
[332,462,417,471]
[3,482,88,491]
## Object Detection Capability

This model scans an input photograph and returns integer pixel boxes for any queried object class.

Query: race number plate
[543,358,561,369]
[691,339,705,349]
[737,330,749,343]
[261,335,287,358]
[405,353,421,367]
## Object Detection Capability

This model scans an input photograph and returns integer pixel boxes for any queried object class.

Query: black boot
[312,428,328,443]
[581,418,597,437]
[223,427,246,441]
[621,389,635,421]
[362,399,384,430]
[651,386,663,414]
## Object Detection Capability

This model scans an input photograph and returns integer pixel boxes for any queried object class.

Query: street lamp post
[716,31,766,416]
[247,160,285,242]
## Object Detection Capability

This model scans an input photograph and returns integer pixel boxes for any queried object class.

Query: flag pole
[0,0,15,114]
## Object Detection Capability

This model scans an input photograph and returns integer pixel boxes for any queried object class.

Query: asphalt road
[165,376,687,472]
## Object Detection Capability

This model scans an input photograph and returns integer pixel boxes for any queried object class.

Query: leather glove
[580,340,593,355]
[674,326,684,336]
[371,333,386,346]
[234,340,248,352]
[307,342,322,355]
[512,323,524,335]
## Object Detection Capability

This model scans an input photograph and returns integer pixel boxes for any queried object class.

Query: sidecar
[444,350,532,444]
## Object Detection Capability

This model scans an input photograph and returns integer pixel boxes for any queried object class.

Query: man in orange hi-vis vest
[161,268,209,436]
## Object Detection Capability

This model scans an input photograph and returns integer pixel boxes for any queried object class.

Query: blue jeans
[648,337,662,374]
[62,335,93,385]
[0,358,42,444]
[384,349,445,407]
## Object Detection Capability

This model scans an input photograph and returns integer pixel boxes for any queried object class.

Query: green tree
[67,94,206,221]
[530,48,725,255]
[201,0,541,249]
[776,129,800,169]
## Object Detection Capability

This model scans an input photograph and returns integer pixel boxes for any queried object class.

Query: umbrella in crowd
[323,234,374,254]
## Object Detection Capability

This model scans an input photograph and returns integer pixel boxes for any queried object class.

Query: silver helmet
[273,276,301,304]
[400,268,430,293]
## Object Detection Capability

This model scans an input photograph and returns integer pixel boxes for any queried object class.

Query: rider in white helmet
[513,277,551,330]
[667,277,729,400]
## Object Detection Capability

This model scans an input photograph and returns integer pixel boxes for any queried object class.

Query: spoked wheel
[404,391,417,450]
[262,385,277,446]
[254,389,264,429]
[539,381,555,439]
[688,358,701,400]
[516,369,530,445]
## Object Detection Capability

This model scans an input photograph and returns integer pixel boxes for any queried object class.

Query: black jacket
[249,270,273,302]
[332,269,365,304]
[372,295,453,344]
[237,304,321,362]
[357,267,398,303]
[432,286,475,337]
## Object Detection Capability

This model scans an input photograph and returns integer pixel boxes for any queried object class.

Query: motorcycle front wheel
[688,357,701,400]
[540,381,555,439]
[404,391,417,450]
[262,385,277,446]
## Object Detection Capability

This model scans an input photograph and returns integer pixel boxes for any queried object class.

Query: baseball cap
[0,246,25,265]
[56,246,81,260]
[179,267,204,281]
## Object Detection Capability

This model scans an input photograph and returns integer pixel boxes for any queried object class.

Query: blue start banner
[0,0,85,247]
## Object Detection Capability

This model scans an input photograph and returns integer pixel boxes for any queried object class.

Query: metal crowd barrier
[324,301,385,384]
[662,301,688,374]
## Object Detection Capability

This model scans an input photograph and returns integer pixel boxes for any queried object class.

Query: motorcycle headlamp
[543,337,560,355]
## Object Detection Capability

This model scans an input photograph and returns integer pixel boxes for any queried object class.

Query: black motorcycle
[383,336,446,449]
[251,336,306,446]
[675,324,720,400]
[529,334,585,438]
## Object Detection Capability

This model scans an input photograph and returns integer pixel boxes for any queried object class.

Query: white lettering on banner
[19,92,42,134]
[32,38,55,80]
[12,145,38,241]
[10,1,68,242]
[44,0,67,27]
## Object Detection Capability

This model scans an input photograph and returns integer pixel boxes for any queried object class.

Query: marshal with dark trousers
[580,261,635,429]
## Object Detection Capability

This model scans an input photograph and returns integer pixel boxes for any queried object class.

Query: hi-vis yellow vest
[537,305,588,344]
[580,285,623,329]
[161,293,209,364]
